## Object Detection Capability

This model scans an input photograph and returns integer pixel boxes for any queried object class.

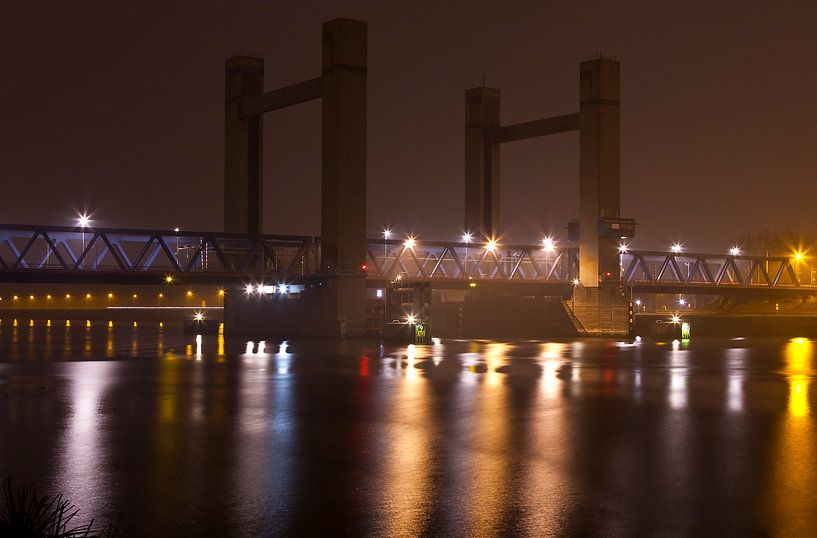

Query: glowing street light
[404,236,416,249]
[572,278,581,286]
[542,236,555,252]
[462,232,473,243]
[406,314,417,324]
[678,298,686,306]
[194,311,205,322]
[793,251,805,262]
[729,246,741,256]
[618,243,628,254]
[383,228,392,240]
[671,243,682,254]
[485,239,497,252]
[671,314,681,324]
[245,284,255,295]
[77,213,91,268]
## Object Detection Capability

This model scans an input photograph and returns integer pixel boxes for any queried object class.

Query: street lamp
[671,243,682,254]
[542,236,555,252]
[730,246,741,256]
[542,236,555,279]
[462,232,473,277]
[77,213,90,269]
[382,229,391,273]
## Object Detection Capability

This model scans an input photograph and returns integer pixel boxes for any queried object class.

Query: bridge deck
[0,225,812,292]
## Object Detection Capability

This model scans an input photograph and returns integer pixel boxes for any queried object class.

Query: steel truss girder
[621,251,804,289]
[0,225,318,279]
[0,225,812,290]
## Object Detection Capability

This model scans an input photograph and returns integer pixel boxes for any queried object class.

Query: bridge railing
[365,240,579,282]
[0,224,320,278]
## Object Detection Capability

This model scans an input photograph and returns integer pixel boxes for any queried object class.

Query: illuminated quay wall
[0,284,224,322]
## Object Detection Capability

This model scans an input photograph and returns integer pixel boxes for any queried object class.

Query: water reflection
[382,345,432,533]
[765,338,817,535]
[725,348,747,413]
[668,341,689,410]
[57,362,115,521]
[0,329,816,535]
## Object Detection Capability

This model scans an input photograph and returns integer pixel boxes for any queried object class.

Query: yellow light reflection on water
[786,338,811,417]
[482,342,508,387]
[467,342,511,536]
[382,344,432,533]
[764,338,817,534]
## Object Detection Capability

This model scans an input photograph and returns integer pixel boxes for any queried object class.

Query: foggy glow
[542,236,555,252]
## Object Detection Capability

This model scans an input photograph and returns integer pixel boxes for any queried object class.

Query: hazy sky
[2,1,816,251]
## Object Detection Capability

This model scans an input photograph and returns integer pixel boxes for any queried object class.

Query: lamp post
[77,214,90,269]
[543,237,556,279]
[382,229,391,277]
[462,232,472,277]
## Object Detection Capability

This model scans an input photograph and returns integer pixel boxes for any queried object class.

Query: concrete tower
[464,87,501,239]
[579,58,620,286]
[224,56,264,234]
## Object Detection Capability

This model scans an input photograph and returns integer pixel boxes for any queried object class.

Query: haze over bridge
[1,17,808,336]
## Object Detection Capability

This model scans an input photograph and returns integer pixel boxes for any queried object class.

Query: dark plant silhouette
[0,478,125,537]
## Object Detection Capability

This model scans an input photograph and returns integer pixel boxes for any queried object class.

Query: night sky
[3,1,817,251]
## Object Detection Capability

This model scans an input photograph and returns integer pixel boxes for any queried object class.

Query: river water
[0,322,814,536]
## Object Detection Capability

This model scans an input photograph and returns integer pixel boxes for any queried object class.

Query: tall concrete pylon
[464,87,501,240]
[579,58,620,285]
[223,18,368,336]
[321,18,367,275]
[224,56,264,234]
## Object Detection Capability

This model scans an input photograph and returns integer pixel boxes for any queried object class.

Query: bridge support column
[320,18,368,336]
[464,87,501,239]
[224,56,264,234]
[579,58,620,286]
[569,284,631,336]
